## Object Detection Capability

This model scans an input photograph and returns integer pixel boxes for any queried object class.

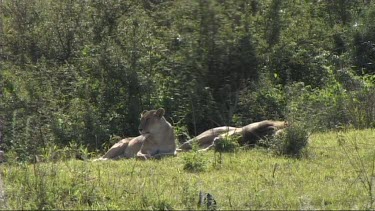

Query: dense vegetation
[0,0,374,161]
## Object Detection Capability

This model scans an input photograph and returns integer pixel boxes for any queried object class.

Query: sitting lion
[177,120,288,152]
[94,108,176,161]
[136,108,177,159]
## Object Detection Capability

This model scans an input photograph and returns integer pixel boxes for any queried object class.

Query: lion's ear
[155,108,165,118]
[140,110,147,117]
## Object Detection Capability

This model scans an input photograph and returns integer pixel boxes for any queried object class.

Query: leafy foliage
[272,124,309,158]
[0,0,374,160]
[182,149,207,173]
[213,135,240,154]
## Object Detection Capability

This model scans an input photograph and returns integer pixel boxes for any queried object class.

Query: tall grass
[0,129,374,210]
[337,130,375,209]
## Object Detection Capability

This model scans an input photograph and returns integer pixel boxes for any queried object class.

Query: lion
[136,108,176,159]
[93,108,176,161]
[238,120,288,146]
[178,120,288,152]
[176,126,236,152]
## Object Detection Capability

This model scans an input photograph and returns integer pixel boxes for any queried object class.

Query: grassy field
[1,129,375,210]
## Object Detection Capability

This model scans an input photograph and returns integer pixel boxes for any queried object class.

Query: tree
[264,0,282,48]
[352,5,375,75]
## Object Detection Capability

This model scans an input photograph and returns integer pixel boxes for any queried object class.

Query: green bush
[182,149,207,173]
[237,74,286,123]
[270,124,309,158]
[285,68,375,131]
[213,135,240,154]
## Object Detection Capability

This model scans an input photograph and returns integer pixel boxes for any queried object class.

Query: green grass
[1,129,375,210]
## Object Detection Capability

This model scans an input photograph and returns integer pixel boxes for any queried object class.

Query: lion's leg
[198,145,213,152]
[198,137,220,152]
[93,138,131,161]
[123,137,144,158]
[136,150,176,160]
[93,157,109,161]
[136,151,152,160]
[152,151,177,159]
[177,141,193,152]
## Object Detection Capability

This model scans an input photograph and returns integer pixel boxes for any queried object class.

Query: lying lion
[94,108,176,161]
[177,120,288,152]
[177,126,237,151]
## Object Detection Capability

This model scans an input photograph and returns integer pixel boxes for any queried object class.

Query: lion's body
[178,120,288,152]
[229,120,287,146]
[137,109,176,159]
[102,137,133,160]
[177,126,236,151]
[93,136,144,161]
[94,108,176,161]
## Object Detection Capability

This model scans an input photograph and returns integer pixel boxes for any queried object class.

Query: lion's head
[138,108,167,135]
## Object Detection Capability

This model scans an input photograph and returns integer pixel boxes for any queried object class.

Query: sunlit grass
[1,129,374,210]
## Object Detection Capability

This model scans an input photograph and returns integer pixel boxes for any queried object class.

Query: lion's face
[138,108,165,135]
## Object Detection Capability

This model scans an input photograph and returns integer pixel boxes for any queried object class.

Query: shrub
[237,74,286,123]
[213,135,240,153]
[212,134,240,166]
[285,81,349,132]
[269,124,309,158]
[182,152,207,173]
[182,143,207,172]
[285,68,375,131]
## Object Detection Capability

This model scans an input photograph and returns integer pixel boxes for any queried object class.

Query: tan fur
[93,136,144,161]
[136,108,176,159]
[94,108,176,161]
[177,126,236,151]
[179,120,288,152]
[238,120,287,146]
